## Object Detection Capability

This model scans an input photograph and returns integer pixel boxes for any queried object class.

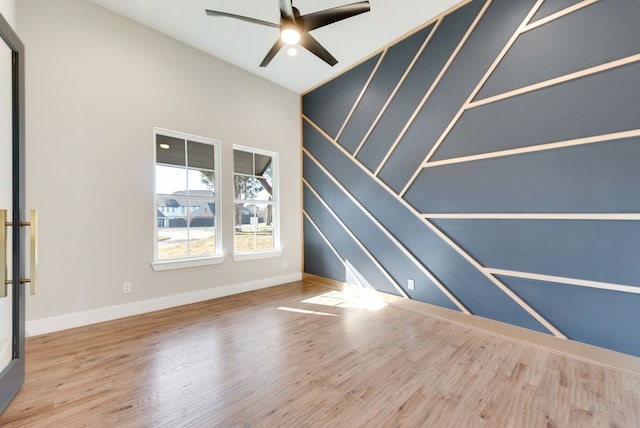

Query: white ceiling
[88,0,462,94]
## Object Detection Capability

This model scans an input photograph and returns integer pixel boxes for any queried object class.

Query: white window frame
[152,127,224,271]
[232,144,281,262]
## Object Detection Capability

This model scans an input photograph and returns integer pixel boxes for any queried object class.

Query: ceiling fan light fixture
[280,27,300,45]
[206,1,371,67]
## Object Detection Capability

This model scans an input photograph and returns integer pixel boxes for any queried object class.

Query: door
[0,11,27,414]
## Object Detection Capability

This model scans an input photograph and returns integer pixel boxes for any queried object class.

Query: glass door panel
[0,29,12,379]
[0,10,25,414]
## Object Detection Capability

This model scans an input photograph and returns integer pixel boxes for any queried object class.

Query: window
[153,128,222,270]
[233,146,279,258]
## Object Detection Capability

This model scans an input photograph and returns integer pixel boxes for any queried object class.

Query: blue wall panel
[500,276,640,356]
[303,217,346,283]
[433,219,640,287]
[477,0,640,100]
[302,54,380,139]
[303,0,640,356]
[406,137,640,214]
[434,61,640,161]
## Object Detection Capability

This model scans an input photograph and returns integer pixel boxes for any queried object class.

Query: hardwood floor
[1,280,640,427]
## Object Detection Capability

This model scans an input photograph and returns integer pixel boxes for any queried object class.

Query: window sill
[151,255,224,271]
[232,249,282,262]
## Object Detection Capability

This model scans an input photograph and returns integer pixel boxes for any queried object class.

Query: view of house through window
[233,146,278,253]
[155,129,221,261]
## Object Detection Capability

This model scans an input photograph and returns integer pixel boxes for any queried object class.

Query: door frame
[0,9,25,414]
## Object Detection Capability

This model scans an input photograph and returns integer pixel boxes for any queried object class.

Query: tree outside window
[232,147,278,253]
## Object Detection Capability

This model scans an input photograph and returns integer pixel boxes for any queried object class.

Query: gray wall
[302,0,640,356]
[18,0,301,330]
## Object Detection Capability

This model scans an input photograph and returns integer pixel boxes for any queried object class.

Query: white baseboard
[303,273,640,375]
[26,273,302,337]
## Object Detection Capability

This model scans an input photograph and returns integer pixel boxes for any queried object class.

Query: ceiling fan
[205,0,371,67]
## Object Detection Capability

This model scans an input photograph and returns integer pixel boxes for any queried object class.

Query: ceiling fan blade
[205,9,279,28]
[260,38,285,67]
[278,0,295,19]
[301,1,370,31]
[299,33,338,66]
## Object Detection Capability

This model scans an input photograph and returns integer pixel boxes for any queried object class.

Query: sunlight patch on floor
[338,291,387,311]
[277,306,339,317]
[300,288,387,312]
[301,290,345,307]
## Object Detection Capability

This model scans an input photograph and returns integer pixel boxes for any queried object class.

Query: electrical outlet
[407,279,415,290]
[122,282,132,294]
[283,261,288,269]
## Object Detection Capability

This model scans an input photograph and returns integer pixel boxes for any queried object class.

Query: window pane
[187,200,216,257]
[234,176,272,201]
[234,203,274,252]
[157,197,217,259]
[155,129,220,263]
[188,168,215,194]
[156,135,185,166]
[233,149,253,175]
[156,165,186,195]
[187,140,215,170]
[188,200,216,228]
[157,196,189,260]
[254,153,272,176]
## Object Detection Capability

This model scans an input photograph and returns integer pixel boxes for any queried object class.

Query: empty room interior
[1,0,640,426]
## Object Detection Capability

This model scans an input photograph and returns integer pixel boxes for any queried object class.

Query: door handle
[19,210,38,295]
[1,209,10,298]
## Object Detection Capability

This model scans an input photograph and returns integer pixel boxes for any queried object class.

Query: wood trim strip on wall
[422,129,640,169]
[467,53,640,110]
[485,268,640,295]
[400,0,546,198]
[423,213,640,220]
[523,0,600,32]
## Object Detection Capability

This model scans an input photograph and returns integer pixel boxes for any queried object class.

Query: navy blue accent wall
[302,0,640,356]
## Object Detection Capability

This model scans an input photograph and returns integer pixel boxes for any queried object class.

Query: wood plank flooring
[1,280,640,427]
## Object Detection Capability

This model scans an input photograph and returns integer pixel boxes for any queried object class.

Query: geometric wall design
[302,0,640,356]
